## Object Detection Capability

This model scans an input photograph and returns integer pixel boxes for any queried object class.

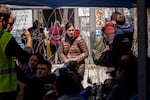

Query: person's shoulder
[112,83,128,91]
[76,35,83,40]
[105,21,114,26]
[8,35,16,43]
[116,23,133,28]
[1,31,13,38]
[75,35,85,43]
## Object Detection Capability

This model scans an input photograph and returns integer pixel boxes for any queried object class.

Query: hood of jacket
[115,24,134,35]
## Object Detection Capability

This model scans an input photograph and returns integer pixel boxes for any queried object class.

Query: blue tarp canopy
[0,0,136,8]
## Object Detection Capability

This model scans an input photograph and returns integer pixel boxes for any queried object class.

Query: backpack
[97,49,112,67]
[112,30,133,53]
[92,36,107,64]
[111,34,133,67]
[102,22,115,45]
[113,24,134,51]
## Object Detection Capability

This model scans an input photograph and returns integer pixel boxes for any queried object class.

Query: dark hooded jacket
[114,24,134,45]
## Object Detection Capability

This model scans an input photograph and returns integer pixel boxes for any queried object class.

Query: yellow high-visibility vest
[0,31,17,92]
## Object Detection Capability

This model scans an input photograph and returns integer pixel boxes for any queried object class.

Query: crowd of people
[0,4,89,100]
[0,4,148,100]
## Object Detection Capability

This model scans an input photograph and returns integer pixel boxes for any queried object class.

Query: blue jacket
[113,24,134,45]
[115,24,134,35]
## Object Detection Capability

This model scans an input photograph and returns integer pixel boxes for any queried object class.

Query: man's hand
[22,28,32,47]
[22,28,31,39]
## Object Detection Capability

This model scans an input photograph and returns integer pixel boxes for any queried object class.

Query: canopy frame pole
[137,0,148,99]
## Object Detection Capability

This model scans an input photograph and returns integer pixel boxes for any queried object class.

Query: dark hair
[31,52,44,62]
[117,52,137,83]
[65,22,74,30]
[38,60,52,72]
[111,11,121,21]
[55,74,79,95]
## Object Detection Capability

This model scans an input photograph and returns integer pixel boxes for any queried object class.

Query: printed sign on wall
[11,10,33,48]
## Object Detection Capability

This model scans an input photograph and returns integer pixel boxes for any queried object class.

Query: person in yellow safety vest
[0,4,32,100]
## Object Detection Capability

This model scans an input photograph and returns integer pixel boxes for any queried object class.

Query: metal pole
[74,8,80,29]
[63,8,68,23]
[89,8,96,64]
[137,0,148,99]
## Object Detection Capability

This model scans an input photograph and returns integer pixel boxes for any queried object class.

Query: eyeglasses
[8,23,14,26]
